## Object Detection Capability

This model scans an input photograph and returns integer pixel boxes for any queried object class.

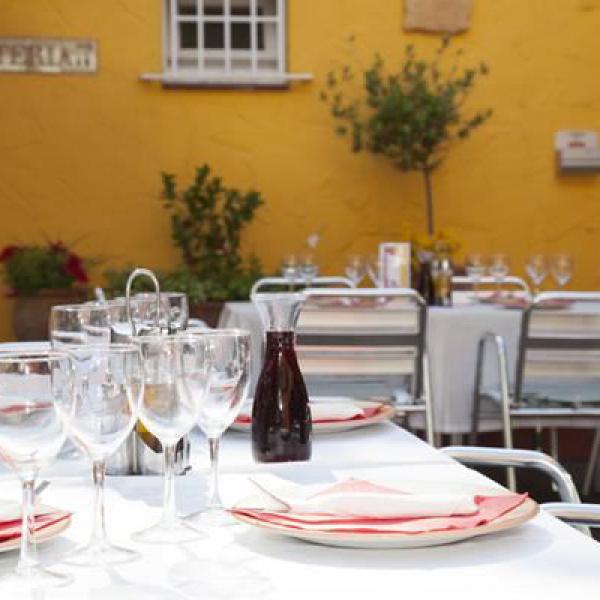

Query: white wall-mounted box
[555,130,600,173]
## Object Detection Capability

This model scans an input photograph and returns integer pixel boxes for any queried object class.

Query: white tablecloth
[219,301,523,434]
[1,424,599,598]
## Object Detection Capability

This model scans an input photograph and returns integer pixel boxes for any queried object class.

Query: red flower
[64,253,89,284]
[0,245,19,262]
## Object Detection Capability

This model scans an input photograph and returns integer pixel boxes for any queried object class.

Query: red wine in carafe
[252,331,311,462]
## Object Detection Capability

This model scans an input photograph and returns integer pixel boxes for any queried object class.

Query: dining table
[219,298,523,435]
[219,296,600,436]
[1,421,599,598]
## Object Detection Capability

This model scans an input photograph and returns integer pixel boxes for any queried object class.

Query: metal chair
[441,445,590,535]
[542,503,600,528]
[452,275,531,294]
[250,276,354,297]
[471,292,600,492]
[296,288,434,445]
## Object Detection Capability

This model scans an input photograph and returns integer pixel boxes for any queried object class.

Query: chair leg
[549,428,559,493]
[497,343,516,491]
[534,425,543,452]
[583,428,600,497]
[470,338,485,445]
[549,428,559,460]
[422,353,435,447]
[470,392,481,446]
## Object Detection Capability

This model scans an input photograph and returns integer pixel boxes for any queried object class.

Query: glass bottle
[251,292,312,463]
[431,242,453,307]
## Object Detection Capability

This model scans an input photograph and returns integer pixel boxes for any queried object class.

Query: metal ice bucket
[105,267,191,476]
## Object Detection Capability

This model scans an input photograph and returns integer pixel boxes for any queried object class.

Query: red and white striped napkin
[0,502,71,544]
[236,402,383,425]
[231,477,528,535]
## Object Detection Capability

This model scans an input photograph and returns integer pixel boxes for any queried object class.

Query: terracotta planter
[12,288,90,341]
[189,301,224,329]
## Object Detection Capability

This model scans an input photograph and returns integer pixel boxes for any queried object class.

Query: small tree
[321,37,492,235]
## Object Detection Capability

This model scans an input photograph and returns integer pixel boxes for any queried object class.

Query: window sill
[139,71,313,89]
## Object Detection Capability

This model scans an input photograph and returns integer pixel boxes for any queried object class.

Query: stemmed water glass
[465,253,487,300]
[184,329,251,529]
[134,293,189,334]
[58,344,143,566]
[345,254,366,287]
[132,335,209,544]
[366,254,383,287]
[299,255,318,286]
[50,303,114,347]
[0,351,73,590]
[488,254,509,296]
[281,255,299,285]
[551,254,573,290]
[526,254,548,295]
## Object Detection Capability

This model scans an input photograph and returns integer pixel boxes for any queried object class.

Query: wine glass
[465,253,487,300]
[281,255,299,284]
[58,344,143,566]
[488,254,510,297]
[132,335,209,544]
[526,254,548,295]
[551,254,573,290]
[299,255,318,286]
[0,351,72,590]
[134,293,189,334]
[183,329,251,529]
[345,254,366,286]
[366,254,383,287]
[50,303,114,348]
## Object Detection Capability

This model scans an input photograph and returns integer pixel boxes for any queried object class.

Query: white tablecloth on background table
[1,424,599,598]
[219,301,523,434]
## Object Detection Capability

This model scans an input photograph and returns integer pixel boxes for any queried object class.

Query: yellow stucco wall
[0,1,599,339]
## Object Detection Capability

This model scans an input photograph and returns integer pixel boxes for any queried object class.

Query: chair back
[452,275,531,294]
[514,292,600,405]
[296,288,426,401]
[250,276,354,297]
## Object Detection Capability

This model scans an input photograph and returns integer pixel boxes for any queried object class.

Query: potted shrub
[159,164,264,326]
[0,242,91,340]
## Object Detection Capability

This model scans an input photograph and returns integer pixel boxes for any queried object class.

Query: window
[142,0,312,86]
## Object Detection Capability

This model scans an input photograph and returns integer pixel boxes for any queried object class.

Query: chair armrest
[542,502,600,527]
[441,446,581,504]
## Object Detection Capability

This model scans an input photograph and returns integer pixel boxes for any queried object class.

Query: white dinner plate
[231,486,539,549]
[229,400,395,434]
[0,506,72,554]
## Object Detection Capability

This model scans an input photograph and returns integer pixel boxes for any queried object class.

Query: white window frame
[141,0,312,87]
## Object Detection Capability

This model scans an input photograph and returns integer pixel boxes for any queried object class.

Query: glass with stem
[465,253,487,301]
[488,253,510,297]
[526,254,548,296]
[551,254,573,290]
[281,255,299,288]
[184,329,251,529]
[50,302,114,348]
[132,335,209,544]
[299,254,318,286]
[134,293,189,334]
[58,344,143,566]
[366,254,383,287]
[0,351,72,590]
[345,254,366,287]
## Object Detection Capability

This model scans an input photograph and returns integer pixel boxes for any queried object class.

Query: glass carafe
[251,293,311,463]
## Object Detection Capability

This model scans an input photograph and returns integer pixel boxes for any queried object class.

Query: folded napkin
[236,402,382,425]
[0,501,71,544]
[232,476,527,535]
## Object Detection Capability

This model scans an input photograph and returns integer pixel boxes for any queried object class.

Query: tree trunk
[422,168,435,235]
